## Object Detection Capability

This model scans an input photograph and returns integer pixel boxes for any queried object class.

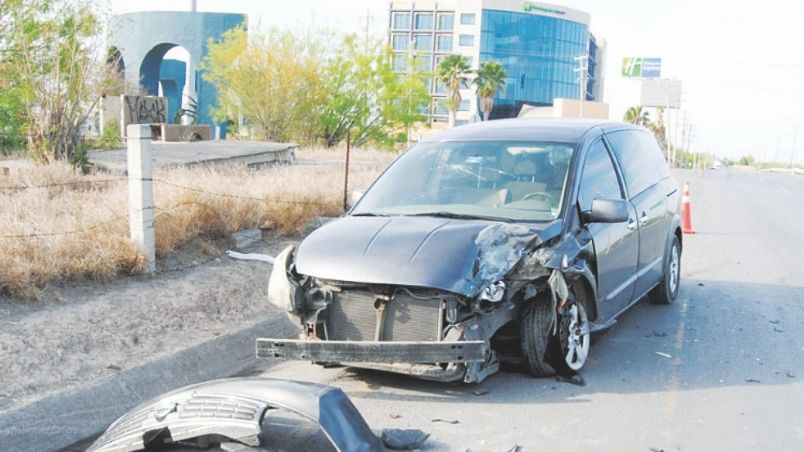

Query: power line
[605,51,804,68]
[0,179,340,239]
[0,178,127,191]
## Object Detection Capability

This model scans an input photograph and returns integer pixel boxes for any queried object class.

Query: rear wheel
[520,291,591,377]
[650,236,681,305]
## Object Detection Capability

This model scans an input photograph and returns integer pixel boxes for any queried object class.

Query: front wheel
[520,293,591,377]
[650,236,681,305]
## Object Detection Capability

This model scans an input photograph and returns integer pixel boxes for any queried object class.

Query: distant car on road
[261,119,683,383]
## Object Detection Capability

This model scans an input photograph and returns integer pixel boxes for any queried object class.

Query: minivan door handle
[639,212,649,225]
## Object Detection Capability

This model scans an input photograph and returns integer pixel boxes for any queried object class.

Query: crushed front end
[258,245,519,383]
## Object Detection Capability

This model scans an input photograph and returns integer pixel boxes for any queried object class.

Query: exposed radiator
[325,290,442,342]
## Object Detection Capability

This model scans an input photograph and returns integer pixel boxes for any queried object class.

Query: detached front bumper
[256,339,487,364]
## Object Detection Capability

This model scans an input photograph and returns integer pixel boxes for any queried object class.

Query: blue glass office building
[389,1,605,123]
[480,8,593,118]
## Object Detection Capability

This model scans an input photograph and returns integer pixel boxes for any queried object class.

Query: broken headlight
[268,245,303,318]
[479,280,506,303]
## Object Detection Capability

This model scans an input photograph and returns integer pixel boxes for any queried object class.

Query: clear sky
[111,0,804,164]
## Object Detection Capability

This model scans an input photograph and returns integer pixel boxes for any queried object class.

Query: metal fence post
[127,124,156,273]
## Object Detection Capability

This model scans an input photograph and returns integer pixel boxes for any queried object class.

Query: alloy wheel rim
[669,244,680,294]
[561,304,590,371]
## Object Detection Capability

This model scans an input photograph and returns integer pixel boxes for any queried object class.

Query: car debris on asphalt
[381,428,430,450]
[88,378,382,452]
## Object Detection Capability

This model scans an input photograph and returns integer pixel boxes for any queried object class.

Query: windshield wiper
[351,212,391,217]
[403,212,512,222]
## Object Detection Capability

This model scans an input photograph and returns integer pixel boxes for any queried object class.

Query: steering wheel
[522,192,557,205]
[490,168,517,179]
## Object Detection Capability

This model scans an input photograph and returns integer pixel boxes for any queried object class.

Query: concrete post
[127,124,156,273]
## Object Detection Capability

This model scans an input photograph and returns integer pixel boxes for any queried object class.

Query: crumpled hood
[295,216,552,297]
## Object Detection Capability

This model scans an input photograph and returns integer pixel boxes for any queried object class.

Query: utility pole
[574,55,589,118]
[783,118,801,169]
[406,34,415,145]
[686,125,695,169]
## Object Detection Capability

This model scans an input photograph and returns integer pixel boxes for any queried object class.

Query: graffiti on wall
[122,95,167,126]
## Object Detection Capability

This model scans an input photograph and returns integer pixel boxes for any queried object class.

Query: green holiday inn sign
[622,57,662,78]
[524,2,566,15]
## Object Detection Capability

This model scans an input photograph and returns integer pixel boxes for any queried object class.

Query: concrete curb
[0,317,296,451]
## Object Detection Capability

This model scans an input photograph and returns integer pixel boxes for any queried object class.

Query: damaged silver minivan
[260,119,682,383]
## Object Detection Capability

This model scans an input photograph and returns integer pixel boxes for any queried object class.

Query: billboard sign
[640,79,682,108]
[622,57,662,78]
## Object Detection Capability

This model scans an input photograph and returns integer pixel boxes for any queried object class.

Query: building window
[433,99,449,116]
[433,79,447,95]
[414,55,432,72]
[392,54,408,72]
[392,12,411,30]
[436,34,453,52]
[437,13,454,31]
[391,34,409,51]
[414,13,434,30]
[459,99,471,111]
[459,34,475,47]
[434,54,446,69]
[460,13,476,25]
[413,34,433,51]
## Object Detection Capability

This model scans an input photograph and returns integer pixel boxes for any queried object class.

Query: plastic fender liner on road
[87,377,382,452]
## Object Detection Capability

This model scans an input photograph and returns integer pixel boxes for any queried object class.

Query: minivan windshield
[352,141,574,222]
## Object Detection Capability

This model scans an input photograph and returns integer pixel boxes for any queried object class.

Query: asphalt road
[250,168,804,451]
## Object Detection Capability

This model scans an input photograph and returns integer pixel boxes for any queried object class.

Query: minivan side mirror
[583,199,629,224]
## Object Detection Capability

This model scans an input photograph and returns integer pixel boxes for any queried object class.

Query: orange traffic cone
[681,182,695,234]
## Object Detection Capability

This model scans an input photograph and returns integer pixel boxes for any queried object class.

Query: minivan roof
[421,118,645,144]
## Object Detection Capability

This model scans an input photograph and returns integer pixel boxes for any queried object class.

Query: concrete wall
[100,96,123,136]
[155,124,212,142]
[122,96,168,126]
[108,11,247,135]
[159,59,187,123]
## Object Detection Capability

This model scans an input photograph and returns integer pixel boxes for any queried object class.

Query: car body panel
[295,216,553,298]
[87,378,382,452]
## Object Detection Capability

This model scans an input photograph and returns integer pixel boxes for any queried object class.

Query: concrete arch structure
[108,11,246,134]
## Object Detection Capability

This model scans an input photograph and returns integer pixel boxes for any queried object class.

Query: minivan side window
[606,130,662,197]
[638,132,671,179]
[578,140,624,213]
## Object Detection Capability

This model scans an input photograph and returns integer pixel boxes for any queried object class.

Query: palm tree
[623,106,650,126]
[647,107,666,145]
[474,61,507,121]
[437,54,471,128]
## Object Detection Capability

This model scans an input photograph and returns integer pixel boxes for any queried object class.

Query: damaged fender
[88,378,382,452]
[268,245,303,320]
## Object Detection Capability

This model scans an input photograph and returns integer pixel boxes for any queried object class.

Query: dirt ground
[0,235,295,413]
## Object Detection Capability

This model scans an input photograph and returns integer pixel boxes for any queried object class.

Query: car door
[605,130,667,299]
[577,139,639,318]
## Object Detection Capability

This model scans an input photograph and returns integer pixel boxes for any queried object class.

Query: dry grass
[0,147,396,299]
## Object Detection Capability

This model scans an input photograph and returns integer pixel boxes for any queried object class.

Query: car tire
[520,291,591,377]
[520,299,557,377]
[650,235,681,305]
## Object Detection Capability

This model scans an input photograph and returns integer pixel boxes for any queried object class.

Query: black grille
[326,290,378,341]
[381,293,441,342]
[326,290,441,342]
